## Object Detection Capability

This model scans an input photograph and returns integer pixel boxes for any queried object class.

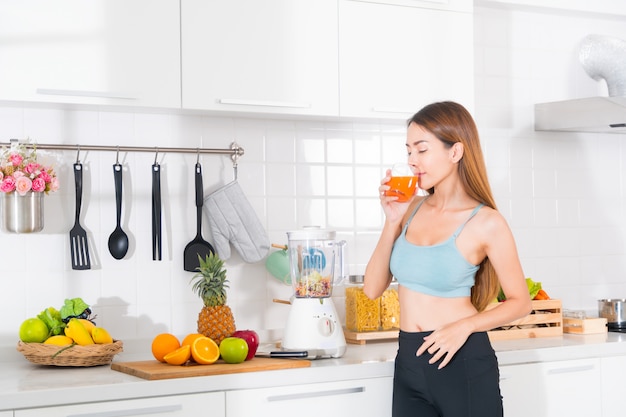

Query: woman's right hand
[379,169,413,224]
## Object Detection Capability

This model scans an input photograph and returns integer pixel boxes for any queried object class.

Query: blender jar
[287,227,339,298]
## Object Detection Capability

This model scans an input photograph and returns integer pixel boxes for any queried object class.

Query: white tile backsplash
[3,5,626,349]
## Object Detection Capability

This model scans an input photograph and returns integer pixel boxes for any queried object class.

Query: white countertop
[2,332,626,412]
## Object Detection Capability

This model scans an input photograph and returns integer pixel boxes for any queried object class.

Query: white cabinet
[0,412,12,417]
[227,377,393,417]
[601,355,626,417]
[338,0,474,119]
[181,0,339,117]
[14,392,224,417]
[0,0,180,108]
[499,358,601,417]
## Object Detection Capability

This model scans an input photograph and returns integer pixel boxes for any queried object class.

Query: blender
[281,227,347,359]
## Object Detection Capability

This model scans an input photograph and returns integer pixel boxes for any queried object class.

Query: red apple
[232,329,259,360]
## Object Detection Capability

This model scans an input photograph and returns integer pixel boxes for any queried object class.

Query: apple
[232,329,259,360]
[219,337,248,364]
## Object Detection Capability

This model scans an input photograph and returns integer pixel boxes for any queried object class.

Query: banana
[64,318,94,345]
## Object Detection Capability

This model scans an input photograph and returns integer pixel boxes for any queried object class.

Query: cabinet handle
[267,386,365,402]
[36,88,137,100]
[547,364,595,375]
[218,98,311,109]
[371,106,414,114]
[66,404,182,417]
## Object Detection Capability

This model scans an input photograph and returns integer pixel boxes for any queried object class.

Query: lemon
[91,327,113,344]
[44,335,74,346]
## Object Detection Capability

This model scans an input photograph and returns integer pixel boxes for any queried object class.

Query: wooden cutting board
[111,357,311,380]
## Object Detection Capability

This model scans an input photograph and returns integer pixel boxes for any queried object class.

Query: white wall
[2,3,626,352]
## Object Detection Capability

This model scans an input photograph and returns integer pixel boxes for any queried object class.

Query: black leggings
[393,330,503,417]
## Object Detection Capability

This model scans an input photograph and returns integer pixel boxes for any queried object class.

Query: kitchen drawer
[226,377,392,417]
[14,392,224,417]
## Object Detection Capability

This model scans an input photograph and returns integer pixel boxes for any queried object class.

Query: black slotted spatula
[183,162,215,271]
[69,162,91,270]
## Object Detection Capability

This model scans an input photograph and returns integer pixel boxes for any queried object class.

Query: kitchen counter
[2,332,626,412]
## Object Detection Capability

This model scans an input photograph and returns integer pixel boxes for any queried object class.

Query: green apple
[219,337,249,364]
[19,317,49,343]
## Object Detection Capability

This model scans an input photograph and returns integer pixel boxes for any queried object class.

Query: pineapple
[191,253,236,344]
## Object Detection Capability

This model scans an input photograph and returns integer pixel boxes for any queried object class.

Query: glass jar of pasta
[345,275,380,332]
[380,280,400,330]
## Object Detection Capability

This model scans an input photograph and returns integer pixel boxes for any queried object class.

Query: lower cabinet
[226,377,393,417]
[14,392,225,417]
[600,355,626,417]
[499,358,601,417]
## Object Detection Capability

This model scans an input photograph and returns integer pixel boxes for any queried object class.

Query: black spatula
[69,162,91,270]
[183,162,215,271]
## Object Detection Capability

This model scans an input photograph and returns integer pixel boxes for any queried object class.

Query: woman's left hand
[416,321,473,369]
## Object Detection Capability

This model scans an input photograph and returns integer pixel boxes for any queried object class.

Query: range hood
[535,96,626,134]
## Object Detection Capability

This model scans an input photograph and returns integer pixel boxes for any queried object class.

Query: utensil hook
[115,146,120,164]
[196,148,200,164]
[75,145,81,163]
[231,142,242,180]
[154,147,159,165]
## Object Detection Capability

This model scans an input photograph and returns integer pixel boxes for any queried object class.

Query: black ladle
[108,162,129,259]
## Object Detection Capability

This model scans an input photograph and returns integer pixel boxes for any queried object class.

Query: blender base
[281,297,347,359]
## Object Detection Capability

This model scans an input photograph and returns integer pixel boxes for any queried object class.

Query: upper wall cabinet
[181,0,339,117]
[338,0,474,119]
[0,0,181,108]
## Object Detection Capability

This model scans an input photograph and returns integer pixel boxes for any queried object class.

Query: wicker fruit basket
[16,340,123,367]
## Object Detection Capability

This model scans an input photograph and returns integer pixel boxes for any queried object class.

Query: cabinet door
[499,359,601,417]
[601,356,626,417]
[338,0,474,119]
[15,392,224,417]
[0,0,180,108]
[227,377,393,417]
[181,0,339,116]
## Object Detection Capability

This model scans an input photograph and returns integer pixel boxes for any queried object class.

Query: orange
[163,344,191,365]
[191,336,220,365]
[151,333,181,363]
[182,333,204,348]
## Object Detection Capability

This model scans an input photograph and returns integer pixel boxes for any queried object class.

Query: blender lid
[287,226,336,240]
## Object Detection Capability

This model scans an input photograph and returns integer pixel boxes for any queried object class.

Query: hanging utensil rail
[0,140,244,164]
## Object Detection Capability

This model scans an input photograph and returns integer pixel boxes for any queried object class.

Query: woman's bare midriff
[399,285,478,332]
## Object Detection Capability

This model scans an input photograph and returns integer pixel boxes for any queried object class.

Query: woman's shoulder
[474,204,511,234]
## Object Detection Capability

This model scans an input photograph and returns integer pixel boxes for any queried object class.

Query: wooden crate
[563,317,607,334]
[487,299,562,341]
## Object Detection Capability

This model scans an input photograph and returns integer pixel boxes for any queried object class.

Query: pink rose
[1,176,16,193]
[39,170,51,183]
[31,177,46,192]
[15,176,32,195]
[8,153,23,166]
[12,171,24,179]
[24,162,40,175]
[48,177,60,192]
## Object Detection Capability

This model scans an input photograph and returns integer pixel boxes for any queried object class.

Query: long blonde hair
[408,101,498,311]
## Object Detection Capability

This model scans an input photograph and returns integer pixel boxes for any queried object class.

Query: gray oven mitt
[203,180,270,263]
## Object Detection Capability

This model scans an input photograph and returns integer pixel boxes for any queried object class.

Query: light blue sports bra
[390,198,484,298]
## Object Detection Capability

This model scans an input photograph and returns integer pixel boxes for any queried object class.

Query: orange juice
[385,176,418,202]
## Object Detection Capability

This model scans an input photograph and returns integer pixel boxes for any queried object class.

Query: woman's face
[406,122,458,190]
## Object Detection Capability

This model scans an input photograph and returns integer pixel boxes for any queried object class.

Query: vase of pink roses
[1,139,59,233]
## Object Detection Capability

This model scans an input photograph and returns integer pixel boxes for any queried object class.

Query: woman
[364,101,532,417]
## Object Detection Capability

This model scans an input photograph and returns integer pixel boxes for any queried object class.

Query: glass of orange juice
[384,163,418,202]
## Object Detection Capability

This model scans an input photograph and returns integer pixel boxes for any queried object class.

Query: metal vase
[2,191,44,233]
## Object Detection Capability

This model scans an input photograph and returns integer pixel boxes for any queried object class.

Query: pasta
[345,287,380,332]
[380,288,400,330]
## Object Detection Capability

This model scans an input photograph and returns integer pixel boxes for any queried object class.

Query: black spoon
[108,163,129,259]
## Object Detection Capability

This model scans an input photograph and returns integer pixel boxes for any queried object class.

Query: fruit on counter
[163,344,192,365]
[190,336,220,365]
[44,335,73,346]
[191,253,236,344]
[79,318,96,333]
[534,289,550,300]
[232,329,259,361]
[497,277,549,301]
[19,318,50,343]
[91,327,113,344]
[151,333,181,363]
[64,318,94,345]
[219,337,248,364]
[182,332,205,348]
